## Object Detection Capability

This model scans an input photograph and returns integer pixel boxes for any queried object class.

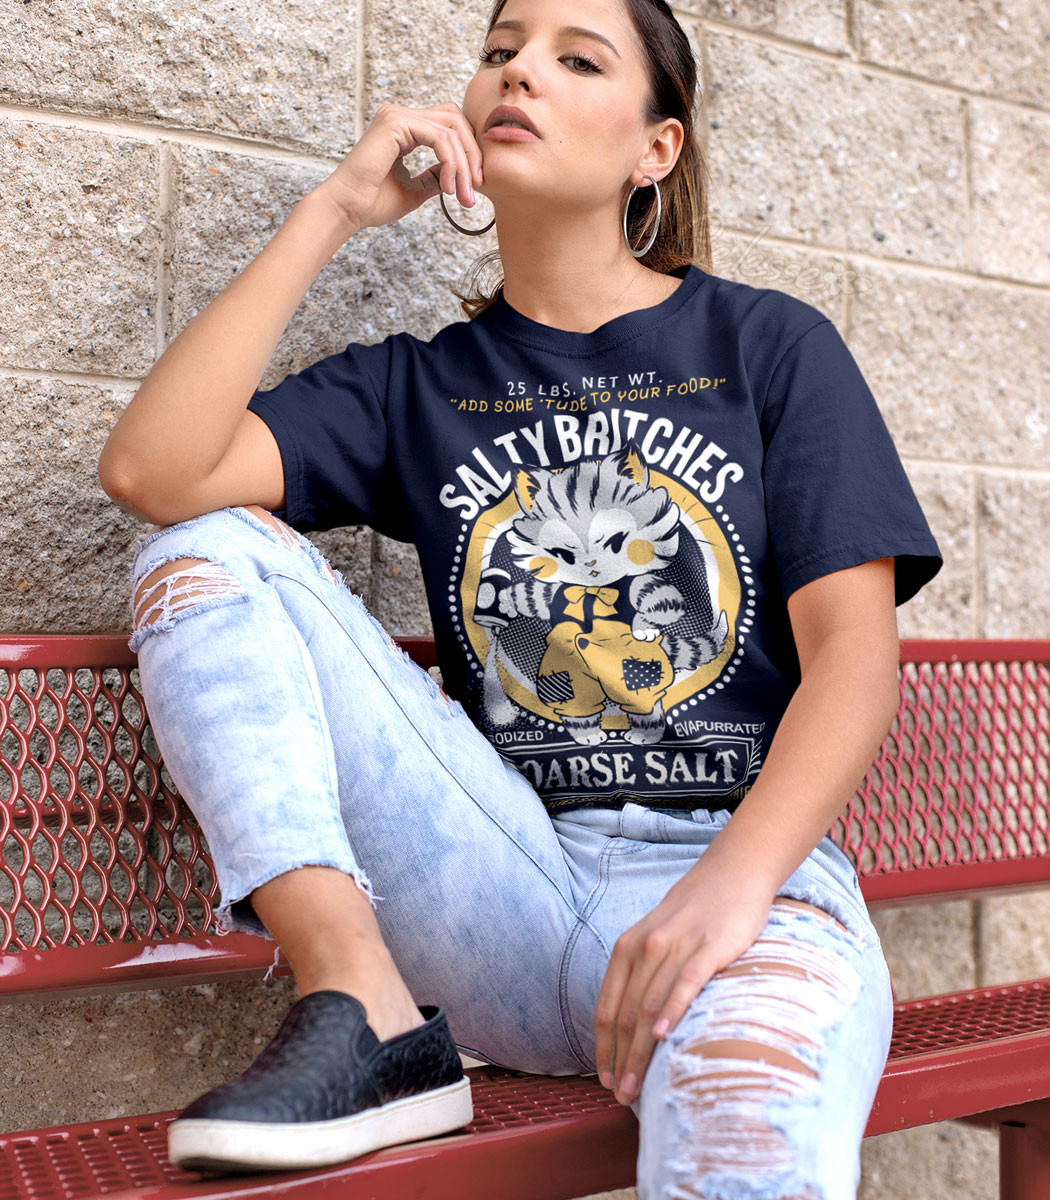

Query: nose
[499,49,535,93]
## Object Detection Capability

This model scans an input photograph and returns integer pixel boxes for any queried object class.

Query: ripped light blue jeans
[129,506,894,1200]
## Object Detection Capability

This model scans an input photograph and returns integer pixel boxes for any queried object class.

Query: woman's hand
[313,101,484,232]
[594,860,776,1106]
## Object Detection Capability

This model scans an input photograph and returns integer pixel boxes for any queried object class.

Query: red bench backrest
[838,639,1050,904]
[2,636,1048,988]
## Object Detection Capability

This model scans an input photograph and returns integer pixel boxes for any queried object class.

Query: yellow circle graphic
[460,467,741,723]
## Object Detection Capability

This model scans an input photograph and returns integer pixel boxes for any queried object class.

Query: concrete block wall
[1,1,1047,1196]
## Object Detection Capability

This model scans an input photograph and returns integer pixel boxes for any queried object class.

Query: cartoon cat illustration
[473,441,730,745]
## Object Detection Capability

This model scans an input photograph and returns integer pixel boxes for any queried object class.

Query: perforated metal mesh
[0,1070,625,1200]
[0,664,217,951]
[831,658,1050,876]
[889,979,1050,1057]
[4,650,1050,955]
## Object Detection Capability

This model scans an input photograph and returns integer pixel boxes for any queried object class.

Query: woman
[99,0,942,1195]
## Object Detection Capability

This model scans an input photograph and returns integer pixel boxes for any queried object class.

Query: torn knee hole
[132,558,244,631]
[689,1036,818,1081]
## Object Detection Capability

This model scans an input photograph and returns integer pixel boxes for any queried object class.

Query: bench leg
[1000,1121,1050,1200]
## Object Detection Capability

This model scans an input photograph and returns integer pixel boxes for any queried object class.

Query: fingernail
[620,1073,638,1100]
[468,186,476,206]
[599,1069,613,1089]
[653,1019,670,1039]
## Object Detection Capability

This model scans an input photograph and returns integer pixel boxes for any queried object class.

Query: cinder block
[704,33,967,267]
[168,142,480,386]
[896,465,975,639]
[672,0,775,31]
[980,473,1050,637]
[361,0,501,321]
[677,0,848,53]
[847,266,1050,470]
[859,1122,997,1200]
[0,118,160,376]
[978,891,1050,986]
[711,230,850,326]
[364,0,490,113]
[870,901,976,1001]
[309,527,375,599]
[370,536,434,638]
[971,103,1050,285]
[856,0,1050,111]
[0,376,142,633]
[0,0,359,155]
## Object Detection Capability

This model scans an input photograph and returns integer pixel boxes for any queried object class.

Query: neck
[490,199,674,333]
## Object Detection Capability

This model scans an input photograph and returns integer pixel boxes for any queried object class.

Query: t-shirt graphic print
[458,439,758,806]
[248,263,943,815]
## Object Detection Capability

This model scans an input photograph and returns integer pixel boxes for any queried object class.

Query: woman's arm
[99,102,483,526]
[594,556,900,1105]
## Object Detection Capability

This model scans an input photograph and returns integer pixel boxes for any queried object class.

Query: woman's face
[461,0,659,212]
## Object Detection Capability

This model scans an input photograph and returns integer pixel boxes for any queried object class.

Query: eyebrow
[487,20,622,61]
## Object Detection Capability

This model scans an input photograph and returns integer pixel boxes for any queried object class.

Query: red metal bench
[2,635,1049,1200]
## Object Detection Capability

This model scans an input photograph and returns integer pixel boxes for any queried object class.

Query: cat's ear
[513,465,546,512]
[614,440,649,487]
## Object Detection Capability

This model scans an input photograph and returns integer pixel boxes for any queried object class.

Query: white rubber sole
[167,1076,473,1173]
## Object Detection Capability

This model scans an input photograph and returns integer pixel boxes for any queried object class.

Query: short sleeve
[247,337,413,541]
[760,318,942,605]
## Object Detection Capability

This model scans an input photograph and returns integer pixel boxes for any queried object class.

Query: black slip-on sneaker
[167,991,473,1174]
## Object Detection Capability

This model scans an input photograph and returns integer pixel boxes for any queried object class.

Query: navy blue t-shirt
[248,263,942,814]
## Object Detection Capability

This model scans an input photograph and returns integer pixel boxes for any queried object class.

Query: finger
[612,936,673,1103]
[437,112,480,205]
[594,938,636,1090]
[433,122,475,207]
[393,156,440,200]
[653,952,717,1043]
[386,111,462,201]
[434,102,484,187]
[616,956,686,1105]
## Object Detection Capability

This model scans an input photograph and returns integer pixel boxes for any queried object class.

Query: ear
[513,465,546,512]
[613,441,648,487]
[632,117,685,187]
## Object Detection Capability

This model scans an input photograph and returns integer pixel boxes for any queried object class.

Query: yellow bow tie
[562,585,619,621]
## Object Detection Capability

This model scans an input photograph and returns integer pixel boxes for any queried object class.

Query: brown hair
[452,0,712,320]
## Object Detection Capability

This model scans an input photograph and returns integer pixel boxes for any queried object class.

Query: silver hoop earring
[623,175,661,258]
[440,190,496,236]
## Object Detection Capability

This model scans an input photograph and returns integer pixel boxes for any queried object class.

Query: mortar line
[0,367,141,387]
[687,16,1050,117]
[707,226,1050,296]
[0,103,340,167]
[843,0,858,60]
[900,455,1050,481]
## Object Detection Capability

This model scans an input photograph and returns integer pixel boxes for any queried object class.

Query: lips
[483,105,540,137]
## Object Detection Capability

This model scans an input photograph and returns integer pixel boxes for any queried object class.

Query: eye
[477,45,604,74]
[605,531,628,554]
[552,547,577,565]
[478,45,514,65]
[566,53,602,74]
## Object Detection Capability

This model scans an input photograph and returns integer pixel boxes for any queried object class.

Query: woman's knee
[637,907,874,1198]
[129,510,254,648]
[131,557,245,634]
